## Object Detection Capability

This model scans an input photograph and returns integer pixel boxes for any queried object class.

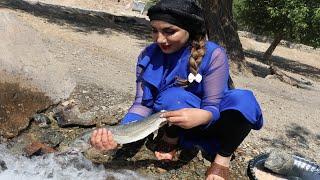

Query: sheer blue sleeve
[201,48,229,127]
[120,54,153,125]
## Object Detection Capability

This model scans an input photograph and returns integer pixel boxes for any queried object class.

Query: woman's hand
[162,108,212,129]
[90,128,118,152]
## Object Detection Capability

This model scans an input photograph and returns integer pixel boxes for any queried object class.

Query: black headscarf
[147,0,206,37]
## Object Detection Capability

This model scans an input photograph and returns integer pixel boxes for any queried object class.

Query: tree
[199,0,247,73]
[236,0,320,63]
[234,0,319,87]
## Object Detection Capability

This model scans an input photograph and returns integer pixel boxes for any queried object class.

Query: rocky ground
[0,0,319,179]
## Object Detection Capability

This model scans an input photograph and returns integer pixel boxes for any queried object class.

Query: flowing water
[0,144,149,180]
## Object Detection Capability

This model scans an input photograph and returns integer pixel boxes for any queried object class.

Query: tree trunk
[199,0,246,72]
[265,33,310,88]
[263,33,283,65]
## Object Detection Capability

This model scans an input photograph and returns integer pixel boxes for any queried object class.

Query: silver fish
[70,111,167,151]
[265,150,320,180]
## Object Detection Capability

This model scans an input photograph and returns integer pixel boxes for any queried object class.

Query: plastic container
[132,0,146,14]
[247,153,320,180]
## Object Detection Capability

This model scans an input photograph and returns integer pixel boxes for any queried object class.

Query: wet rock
[67,84,132,126]
[24,141,56,156]
[32,113,51,128]
[83,147,114,164]
[7,127,65,155]
[39,129,65,147]
[0,159,7,172]
[6,133,37,155]
[53,103,97,127]
[46,171,54,179]
[0,82,53,138]
[0,136,7,143]
[54,150,97,171]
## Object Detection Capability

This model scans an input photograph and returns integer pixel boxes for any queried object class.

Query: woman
[90,0,263,179]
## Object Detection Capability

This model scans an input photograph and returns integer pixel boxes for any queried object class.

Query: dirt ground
[0,0,319,179]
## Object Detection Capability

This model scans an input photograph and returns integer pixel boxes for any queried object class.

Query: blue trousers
[153,87,256,157]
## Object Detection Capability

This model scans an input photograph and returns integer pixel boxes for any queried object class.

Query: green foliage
[234,0,320,47]
[145,0,158,11]
[148,0,158,3]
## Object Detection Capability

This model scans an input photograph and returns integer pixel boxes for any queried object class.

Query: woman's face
[151,20,189,54]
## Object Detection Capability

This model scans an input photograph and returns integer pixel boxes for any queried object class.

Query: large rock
[0,82,53,138]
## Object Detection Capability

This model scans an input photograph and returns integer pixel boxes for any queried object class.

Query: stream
[0,144,149,180]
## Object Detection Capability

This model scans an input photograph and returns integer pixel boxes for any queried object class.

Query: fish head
[159,118,168,127]
[264,150,294,175]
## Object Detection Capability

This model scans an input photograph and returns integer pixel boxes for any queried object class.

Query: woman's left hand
[162,108,212,129]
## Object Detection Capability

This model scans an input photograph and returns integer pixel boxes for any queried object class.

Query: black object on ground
[247,153,320,180]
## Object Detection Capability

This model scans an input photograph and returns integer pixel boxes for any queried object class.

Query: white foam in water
[0,144,150,180]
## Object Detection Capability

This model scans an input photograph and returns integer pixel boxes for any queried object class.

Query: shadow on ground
[1,0,152,45]
[260,123,316,151]
[105,132,199,171]
[244,50,320,81]
[260,136,293,150]
[245,60,270,78]
[285,123,311,147]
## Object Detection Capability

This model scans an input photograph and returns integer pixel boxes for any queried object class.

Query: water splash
[0,144,149,180]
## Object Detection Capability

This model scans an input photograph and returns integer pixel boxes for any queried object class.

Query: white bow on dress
[188,73,202,83]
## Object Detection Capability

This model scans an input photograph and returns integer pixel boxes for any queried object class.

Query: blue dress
[121,41,263,155]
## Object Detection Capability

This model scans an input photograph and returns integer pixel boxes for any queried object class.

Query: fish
[264,150,320,180]
[70,111,167,151]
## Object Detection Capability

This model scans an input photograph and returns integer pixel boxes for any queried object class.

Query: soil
[0,0,319,179]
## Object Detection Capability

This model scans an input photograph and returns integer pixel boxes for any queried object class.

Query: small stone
[24,142,56,156]
[235,147,245,156]
[62,99,75,107]
[4,132,14,138]
[243,155,252,162]
[156,167,167,173]
[101,106,107,110]
[252,149,259,155]
[32,114,51,128]
[203,159,211,167]
[40,130,65,147]
[47,171,54,178]
[0,160,7,172]
[83,148,113,164]
[265,75,276,79]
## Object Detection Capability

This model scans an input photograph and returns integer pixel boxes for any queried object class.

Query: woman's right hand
[90,128,118,152]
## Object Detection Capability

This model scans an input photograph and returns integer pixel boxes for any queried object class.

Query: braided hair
[176,35,206,87]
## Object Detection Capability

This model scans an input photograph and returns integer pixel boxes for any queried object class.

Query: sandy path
[0,10,75,102]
